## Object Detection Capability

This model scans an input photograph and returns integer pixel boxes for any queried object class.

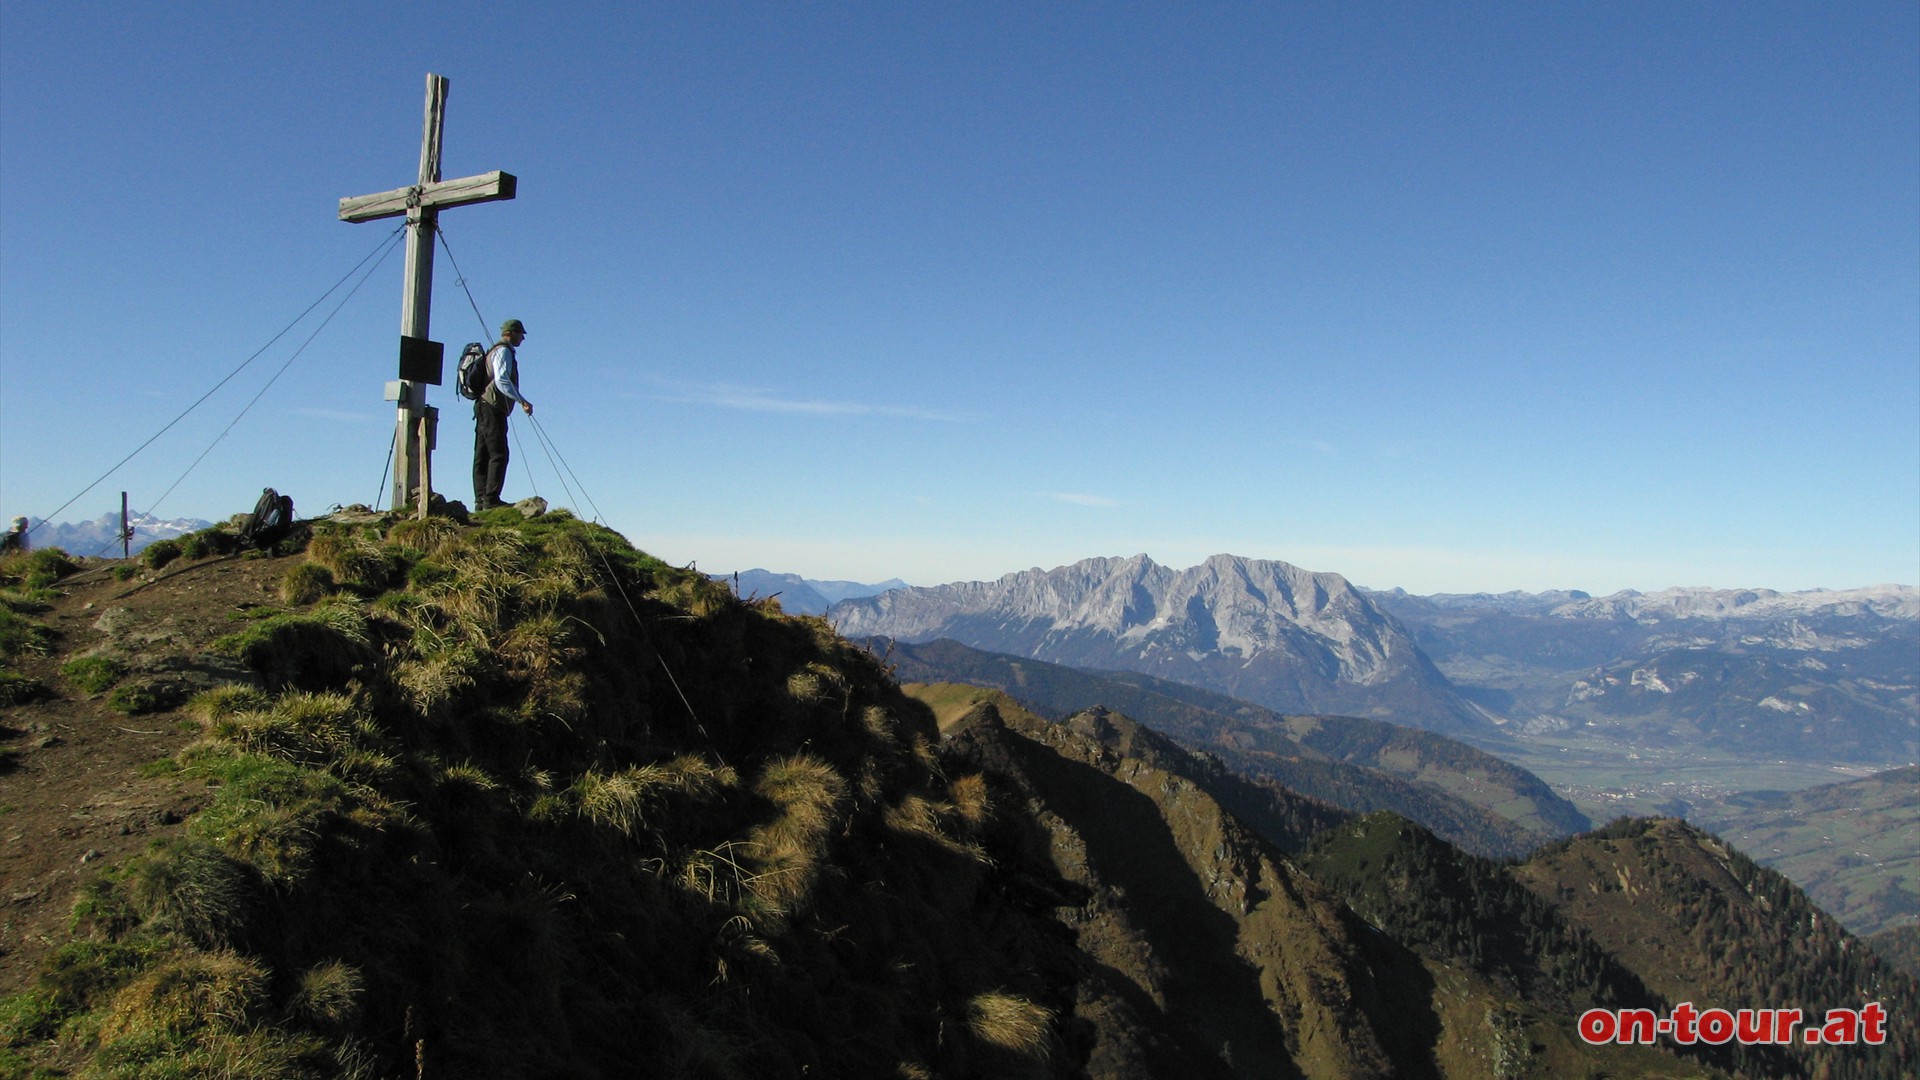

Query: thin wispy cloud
[657,382,967,422]
[1038,492,1121,508]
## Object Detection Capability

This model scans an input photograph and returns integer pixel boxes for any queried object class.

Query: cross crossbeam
[338,170,518,223]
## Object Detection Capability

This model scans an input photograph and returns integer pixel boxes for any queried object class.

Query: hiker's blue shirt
[487,343,526,405]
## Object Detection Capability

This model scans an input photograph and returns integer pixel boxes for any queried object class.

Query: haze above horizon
[2,4,1915,596]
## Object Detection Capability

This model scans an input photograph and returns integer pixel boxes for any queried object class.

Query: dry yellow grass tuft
[207,690,363,765]
[947,773,991,830]
[745,755,849,915]
[884,793,986,860]
[278,561,335,605]
[753,755,847,844]
[393,647,482,718]
[288,959,364,1028]
[384,515,463,559]
[575,756,739,840]
[306,531,399,594]
[965,990,1053,1059]
[499,612,584,678]
[185,685,273,727]
[575,765,668,838]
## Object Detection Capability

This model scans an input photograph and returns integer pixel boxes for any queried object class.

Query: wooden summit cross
[339,73,516,513]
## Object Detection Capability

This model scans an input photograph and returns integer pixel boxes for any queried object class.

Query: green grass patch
[107,677,191,716]
[0,987,67,1045]
[0,1044,62,1079]
[306,529,406,595]
[142,540,183,570]
[0,547,80,590]
[0,605,55,662]
[178,526,241,561]
[211,606,371,693]
[0,586,55,614]
[184,749,363,885]
[213,608,366,655]
[406,559,455,590]
[0,670,48,706]
[62,655,125,694]
[37,936,171,1017]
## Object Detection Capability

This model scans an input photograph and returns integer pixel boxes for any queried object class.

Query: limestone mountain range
[812,555,1916,760]
[828,554,1490,735]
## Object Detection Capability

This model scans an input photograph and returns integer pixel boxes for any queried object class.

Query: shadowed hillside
[906,683,1352,855]
[1,513,1073,1078]
[922,689,1747,1080]
[877,637,1586,857]
[939,697,1422,1078]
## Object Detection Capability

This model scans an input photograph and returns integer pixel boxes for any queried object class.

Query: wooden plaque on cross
[340,73,516,513]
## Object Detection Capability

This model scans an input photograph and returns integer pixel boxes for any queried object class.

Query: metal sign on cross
[339,73,516,513]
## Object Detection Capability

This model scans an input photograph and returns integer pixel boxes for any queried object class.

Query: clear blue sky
[2,2,1915,594]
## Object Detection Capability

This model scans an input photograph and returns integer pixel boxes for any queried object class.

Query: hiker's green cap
[501,319,527,338]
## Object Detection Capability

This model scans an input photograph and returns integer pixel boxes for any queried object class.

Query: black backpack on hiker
[456,342,493,401]
[239,488,294,552]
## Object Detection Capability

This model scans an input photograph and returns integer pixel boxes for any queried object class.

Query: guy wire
[141,229,404,522]
[28,225,406,538]
[434,225,696,726]
[375,436,395,512]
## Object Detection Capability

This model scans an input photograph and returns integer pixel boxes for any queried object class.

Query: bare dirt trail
[1,554,289,993]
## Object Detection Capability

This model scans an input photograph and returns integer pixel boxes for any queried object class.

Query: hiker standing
[473,319,534,510]
[0,516,27,554]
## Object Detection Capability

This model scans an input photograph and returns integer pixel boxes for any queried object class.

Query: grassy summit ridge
[2,511,1056,1079]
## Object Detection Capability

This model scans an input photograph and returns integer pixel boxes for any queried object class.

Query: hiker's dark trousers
[473,402,511,507]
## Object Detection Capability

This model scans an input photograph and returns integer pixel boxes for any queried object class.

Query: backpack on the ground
[238,488,295,551]
[456,342,492,401]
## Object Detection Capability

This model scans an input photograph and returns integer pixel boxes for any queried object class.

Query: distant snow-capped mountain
[1368,583,1918,761]
[829,553,1489,734]
[1545,584,1918,622]
[1368,584,1917,623]
[19,512,214,557]
[718,570,910,617]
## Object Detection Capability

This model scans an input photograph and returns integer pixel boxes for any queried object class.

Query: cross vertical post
[394,73,442,515]
[339,73,516,512]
